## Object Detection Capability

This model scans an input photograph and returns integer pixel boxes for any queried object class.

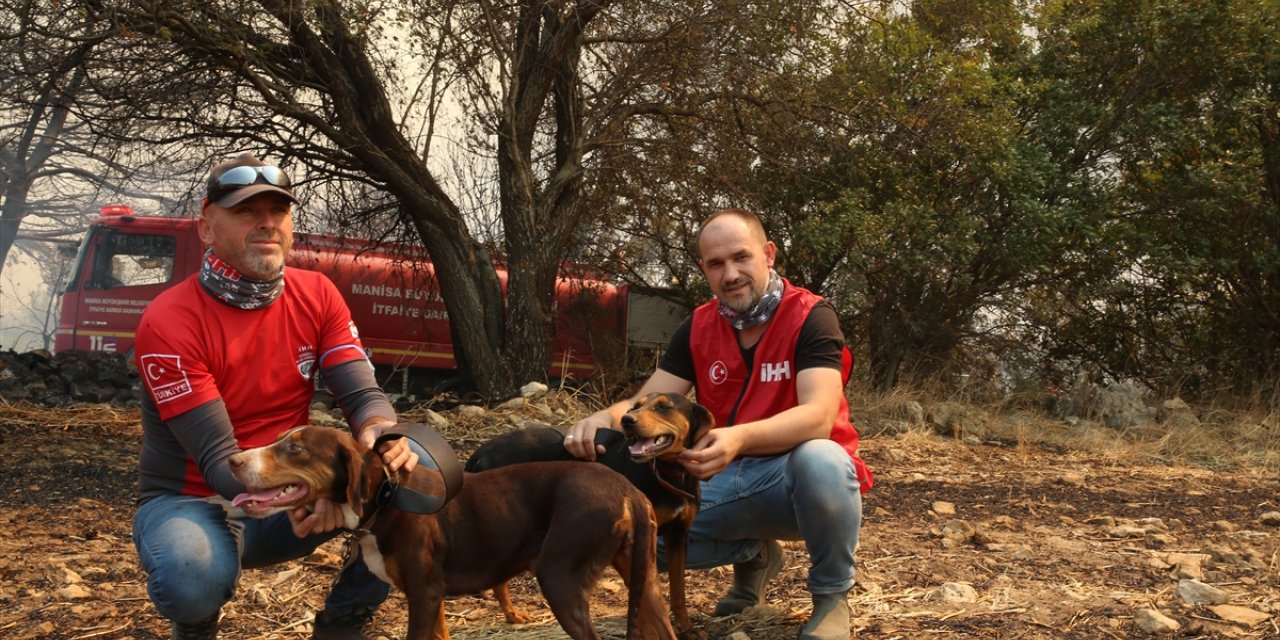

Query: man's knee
[147,550,238,622]
[788,440,858,489]
[787,440,862,526]
[134,501,240,623]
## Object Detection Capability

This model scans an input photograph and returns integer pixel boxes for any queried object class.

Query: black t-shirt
[658,301,846,381]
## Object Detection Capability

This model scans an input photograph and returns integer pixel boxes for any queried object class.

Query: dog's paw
[677,628,709,640]
[503,608,534,625]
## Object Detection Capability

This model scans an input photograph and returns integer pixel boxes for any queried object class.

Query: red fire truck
[54,206,685,395]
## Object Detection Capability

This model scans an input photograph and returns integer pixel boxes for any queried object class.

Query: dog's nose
[228,453,245,468]
[620,414,636,428]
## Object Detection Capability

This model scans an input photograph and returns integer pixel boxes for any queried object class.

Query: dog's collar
[649,459,699,501]
[371,422,465,514]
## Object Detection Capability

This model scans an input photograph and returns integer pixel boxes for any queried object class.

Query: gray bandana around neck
[718,269,784,330]
[198,249,284,310]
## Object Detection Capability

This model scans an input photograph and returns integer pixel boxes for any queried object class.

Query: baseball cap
[205,152,298,208]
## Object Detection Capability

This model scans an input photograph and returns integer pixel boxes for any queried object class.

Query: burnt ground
[0,400,1277,640]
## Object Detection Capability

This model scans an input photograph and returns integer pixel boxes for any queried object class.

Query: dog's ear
[339,434,367,519]
[687,401,717,447]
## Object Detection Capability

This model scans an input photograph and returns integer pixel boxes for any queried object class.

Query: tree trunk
[492,0,605,386]
[277,0,530,396]
[0,64,79,278]
[866,287,970,391]
[0,207,23,277]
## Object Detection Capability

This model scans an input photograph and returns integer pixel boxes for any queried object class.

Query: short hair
[697,208,767,243]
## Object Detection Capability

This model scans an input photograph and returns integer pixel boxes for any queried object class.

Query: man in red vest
[566,208,873,640]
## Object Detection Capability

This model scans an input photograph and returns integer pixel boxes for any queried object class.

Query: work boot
[311,607,375,640]
[798,590,851,640]
[713,539,784,616]
[170,615,218,640]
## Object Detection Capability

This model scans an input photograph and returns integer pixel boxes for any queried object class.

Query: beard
[241,254,284,280]
[721,276,764,313]
[239,232,288,280]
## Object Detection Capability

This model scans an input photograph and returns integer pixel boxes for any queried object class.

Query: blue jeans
[132,494,390,624]
[660,439,863,595]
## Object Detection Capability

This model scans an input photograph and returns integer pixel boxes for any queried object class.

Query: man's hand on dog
[288,497,346,537]
[564,412,612,460]
[679,426,745,480]
[359,420,419,473]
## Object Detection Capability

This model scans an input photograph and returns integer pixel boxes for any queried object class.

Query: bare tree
[0,2,100,272]
[0,0,206,279]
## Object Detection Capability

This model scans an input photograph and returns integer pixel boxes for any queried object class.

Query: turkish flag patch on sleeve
[140,353,194,403]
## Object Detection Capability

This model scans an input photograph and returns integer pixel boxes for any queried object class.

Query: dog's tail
[626,493,677,639]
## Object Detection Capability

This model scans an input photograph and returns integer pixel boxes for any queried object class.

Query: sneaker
[311,607,375,640]
[798,590,851,640]
[170,615,218,640]
[713,539,785,616]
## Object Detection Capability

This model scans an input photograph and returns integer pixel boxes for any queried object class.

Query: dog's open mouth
[231,484,310,514]
[628,434,675,460]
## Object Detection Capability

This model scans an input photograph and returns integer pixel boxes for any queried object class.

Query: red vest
[690,281,873,493]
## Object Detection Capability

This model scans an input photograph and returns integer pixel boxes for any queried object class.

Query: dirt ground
[0,399,1276,640]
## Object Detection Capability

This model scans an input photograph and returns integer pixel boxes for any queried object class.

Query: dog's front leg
[664,525,696,639]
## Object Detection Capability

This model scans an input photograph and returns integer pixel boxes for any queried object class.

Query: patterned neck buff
[197,248,284,310]
[718,269,784,330]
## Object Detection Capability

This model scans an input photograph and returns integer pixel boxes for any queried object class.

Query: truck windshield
[89,232,178,289]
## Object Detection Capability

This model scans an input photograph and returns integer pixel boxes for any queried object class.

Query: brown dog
[228,426,677,640]
[465,392,716,638]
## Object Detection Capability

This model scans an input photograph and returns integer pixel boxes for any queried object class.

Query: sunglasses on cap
[214,165,292,190]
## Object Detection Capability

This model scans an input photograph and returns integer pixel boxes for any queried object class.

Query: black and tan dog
[229,425,676,640]
[466,392,715,638]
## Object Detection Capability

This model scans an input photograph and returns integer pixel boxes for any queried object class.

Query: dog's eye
[287,442,304,455]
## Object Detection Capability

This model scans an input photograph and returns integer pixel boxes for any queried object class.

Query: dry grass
[5,380,1276,479]
[0,399,141,432]
[844,382,1280,476]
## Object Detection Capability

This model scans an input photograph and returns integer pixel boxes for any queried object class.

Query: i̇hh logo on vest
[759,360,792,382]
